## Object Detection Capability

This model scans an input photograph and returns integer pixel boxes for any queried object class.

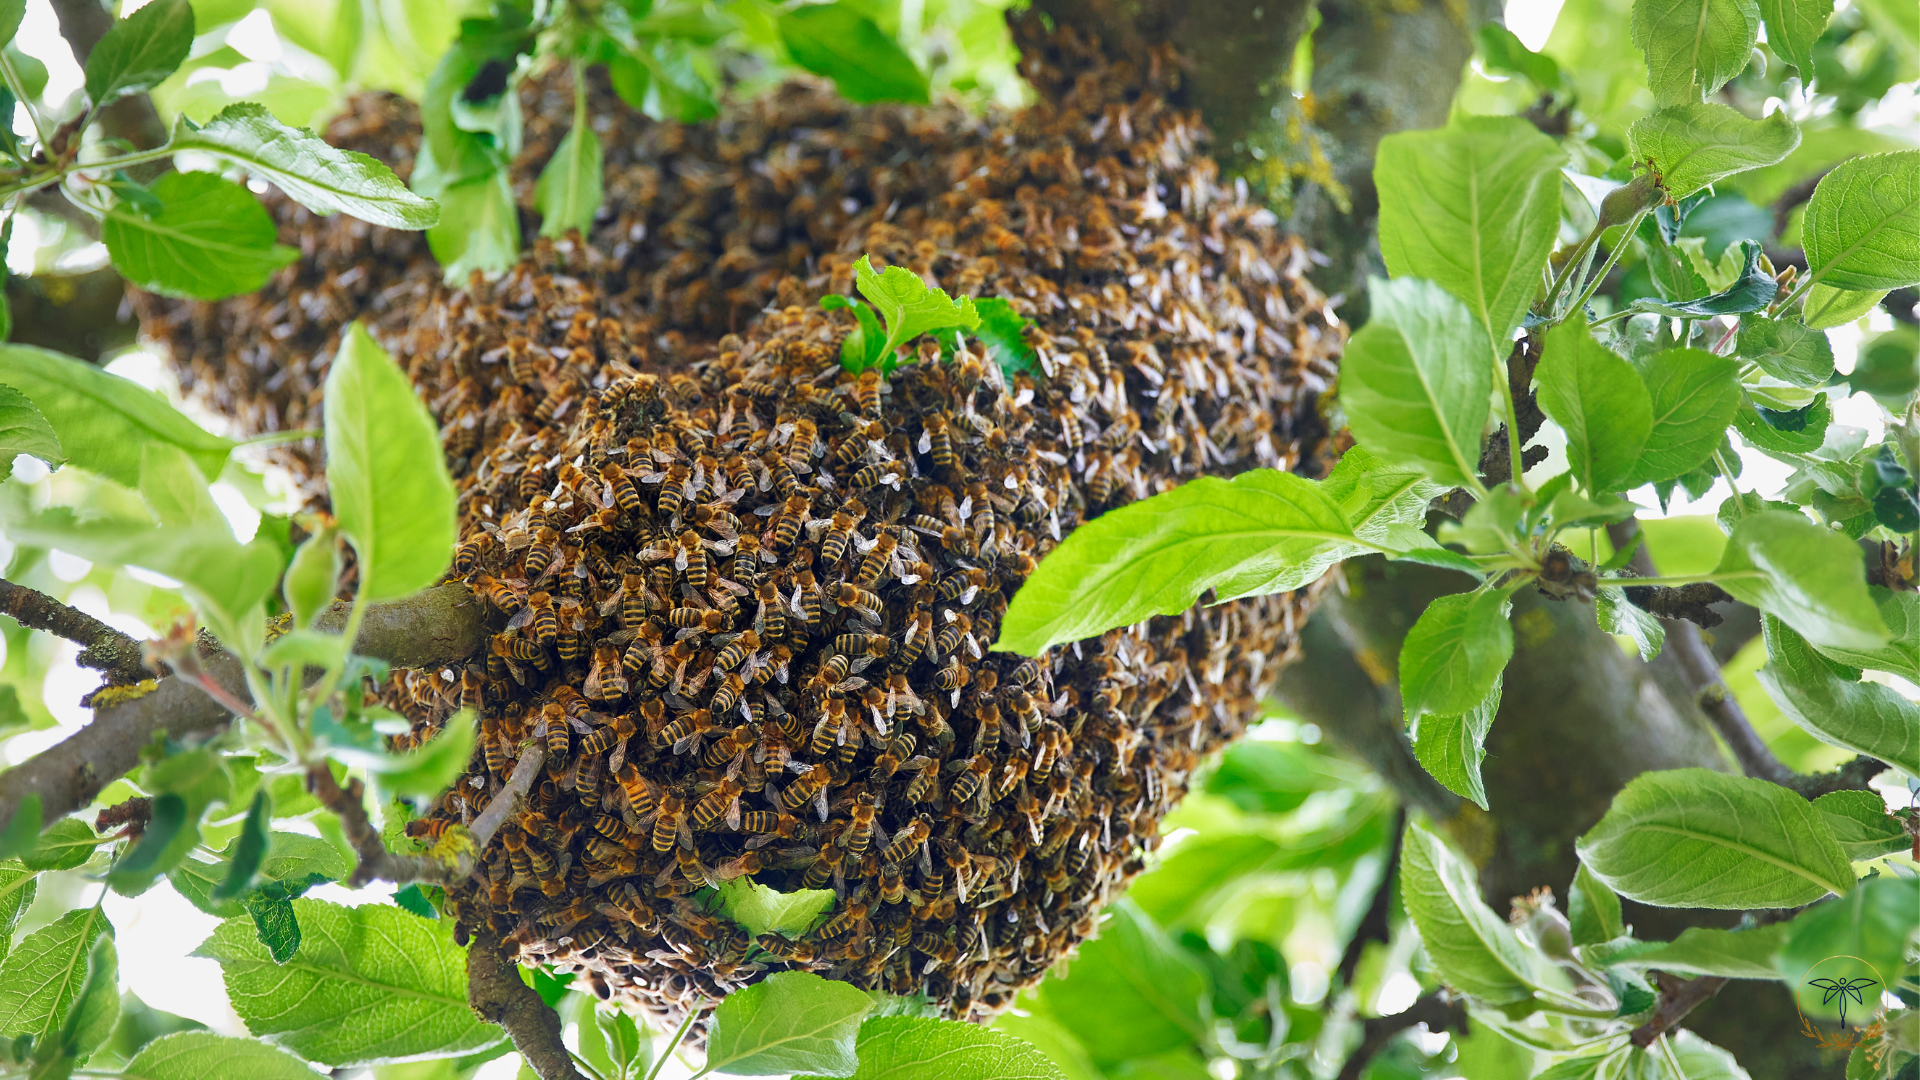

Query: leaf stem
[0,145,177,202]
[1603,571,1762,588]
[1711,447,1744,507]
[1542,223,1603,317]
[1566,208,1649,320]
[649,1010,701,1080]
[1495,352,1529,497]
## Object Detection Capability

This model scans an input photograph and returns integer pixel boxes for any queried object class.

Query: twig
[1771,168,1832,242]
[1336,992,1467,1080]
[1784,755,1888,800]
[311,743,544,888]
[1336,807,1405,986]
[1630,972,1728,1047]
[0,583,490,839]
[0,580,151,683]
[468,920,591,1080]
[1606,521,1792,785]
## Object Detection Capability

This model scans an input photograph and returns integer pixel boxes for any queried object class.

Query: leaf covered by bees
[139,18,1345,1037]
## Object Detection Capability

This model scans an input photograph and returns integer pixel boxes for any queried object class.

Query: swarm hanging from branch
[139,19,1345,1033]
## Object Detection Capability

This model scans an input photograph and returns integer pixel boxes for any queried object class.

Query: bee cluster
[141,20,1344,1033]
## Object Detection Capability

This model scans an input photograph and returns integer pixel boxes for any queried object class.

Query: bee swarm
[141,20,1345,1034]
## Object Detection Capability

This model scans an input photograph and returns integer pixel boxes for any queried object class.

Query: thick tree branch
[468,921,591,1080]
[1783,754,1888,800]
[0,579,151,683]
[1607,520,1792,785]
[0,583,490,837]
[1336,992,1468,1080]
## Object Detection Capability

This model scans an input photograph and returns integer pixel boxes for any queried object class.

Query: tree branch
[1336,992,1468,1080]
[1783,754,1888,800]
[0,579,151,683]
[1631,972,1728,1048]
[468,920,592,1080]
[309,743,543,888]
[1607,520,1792,785]
[0,582,491,837]
[49,0,169,158]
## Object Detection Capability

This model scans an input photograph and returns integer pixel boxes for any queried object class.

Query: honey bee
[843,794,879,855]
[702,723,755,768]
[668,607,728,632]
[919,414,955,469]
[871,816,927,870]
[902,756,939,804]
[602,462,645,513]
[770,494,810,550]
[453,533,492,576]
[617,763,657,817]
[853,370,883,415]
[584,645,628,701]
[848,462,901,490]
[854,533,897,588]
[878,862,907,904]
[658,708,716,755]
[836,583,881,618]
[690,778,743,831]
[651,795,685,853]
[515,591,557,647]
[404,818,451,841]
[476,574,526,613]
[809,696,852,757]
[793,570,824,627]
[948,754,994,807]
[678,529,710,589]
[755,581,787,640]
[713,629,759,672]
[779,764,831,818]
[522,528,560,580]
[801,843,845,891]
[813,901,867,939]
[576,713,636,757]
[756,935,819,963]
[710,671,746,716]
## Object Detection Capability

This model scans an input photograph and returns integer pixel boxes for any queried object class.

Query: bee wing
[506,608,535,631]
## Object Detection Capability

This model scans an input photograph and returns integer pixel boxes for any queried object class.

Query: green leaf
[103,171,298,301]
[0,861,36,965]
[169,103,439,230]
[797,1016,1067,1080]
[245,895,300,964]
[170,832,344,919]
[0,0,23,49]
[1539,321,1653,493]
[323,323,458,602]
[391,885,437,920]
[22,819,99,872]
[631,38,717,123]
[1631,0,1759,106]
[1627,241,1779,318]
[1813,587,1920,682]
[853,256,978,361]
[1374,116,1565,351]
[1802,150,1920,291]
[1036,900,1207,1064]
[1597,924,1789,978]
[996,468,1376,655]
[1566,863,1623,948]
[1754,617,1920,777]
[1574,768,1854,908]
[1398,821,1542,1004]
[0,384,64,480]
[281,528,341,631]
[714,878,835,939]
[1476,22,1567,91]
[778,4,929,105]
[1411,674,1502,810]
[367,710,475,797]
[426,169,519,283]
[0,795,42,862]
[971,298,1038,378]
[1626,1031,1754,1079]
[1338,276,1492,488]
[60,936,119,1062]
[1598,585,1667,661]
[212,791,270,902]
[1626,104,1800,199]
[1778,875,1920,1022]
[702,970,874,1077]
[1535,1057,1610,1080]
[1812,791,1909,861]
[1714,510,1889,651]
[1802,284,1887,329]
[84,0,192,105]
[1618,347,1741,487]
[1759,0,1834,75]
[533,122,602,240]
[1736,313,1834,387]
[0,344,233,486]
[193,898,503,1065]
[120,1031,319,1080]
[0,907,113,1047]
[1732,394,1830,453]
[1399,590,1513,721]
[108,792,190,896]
